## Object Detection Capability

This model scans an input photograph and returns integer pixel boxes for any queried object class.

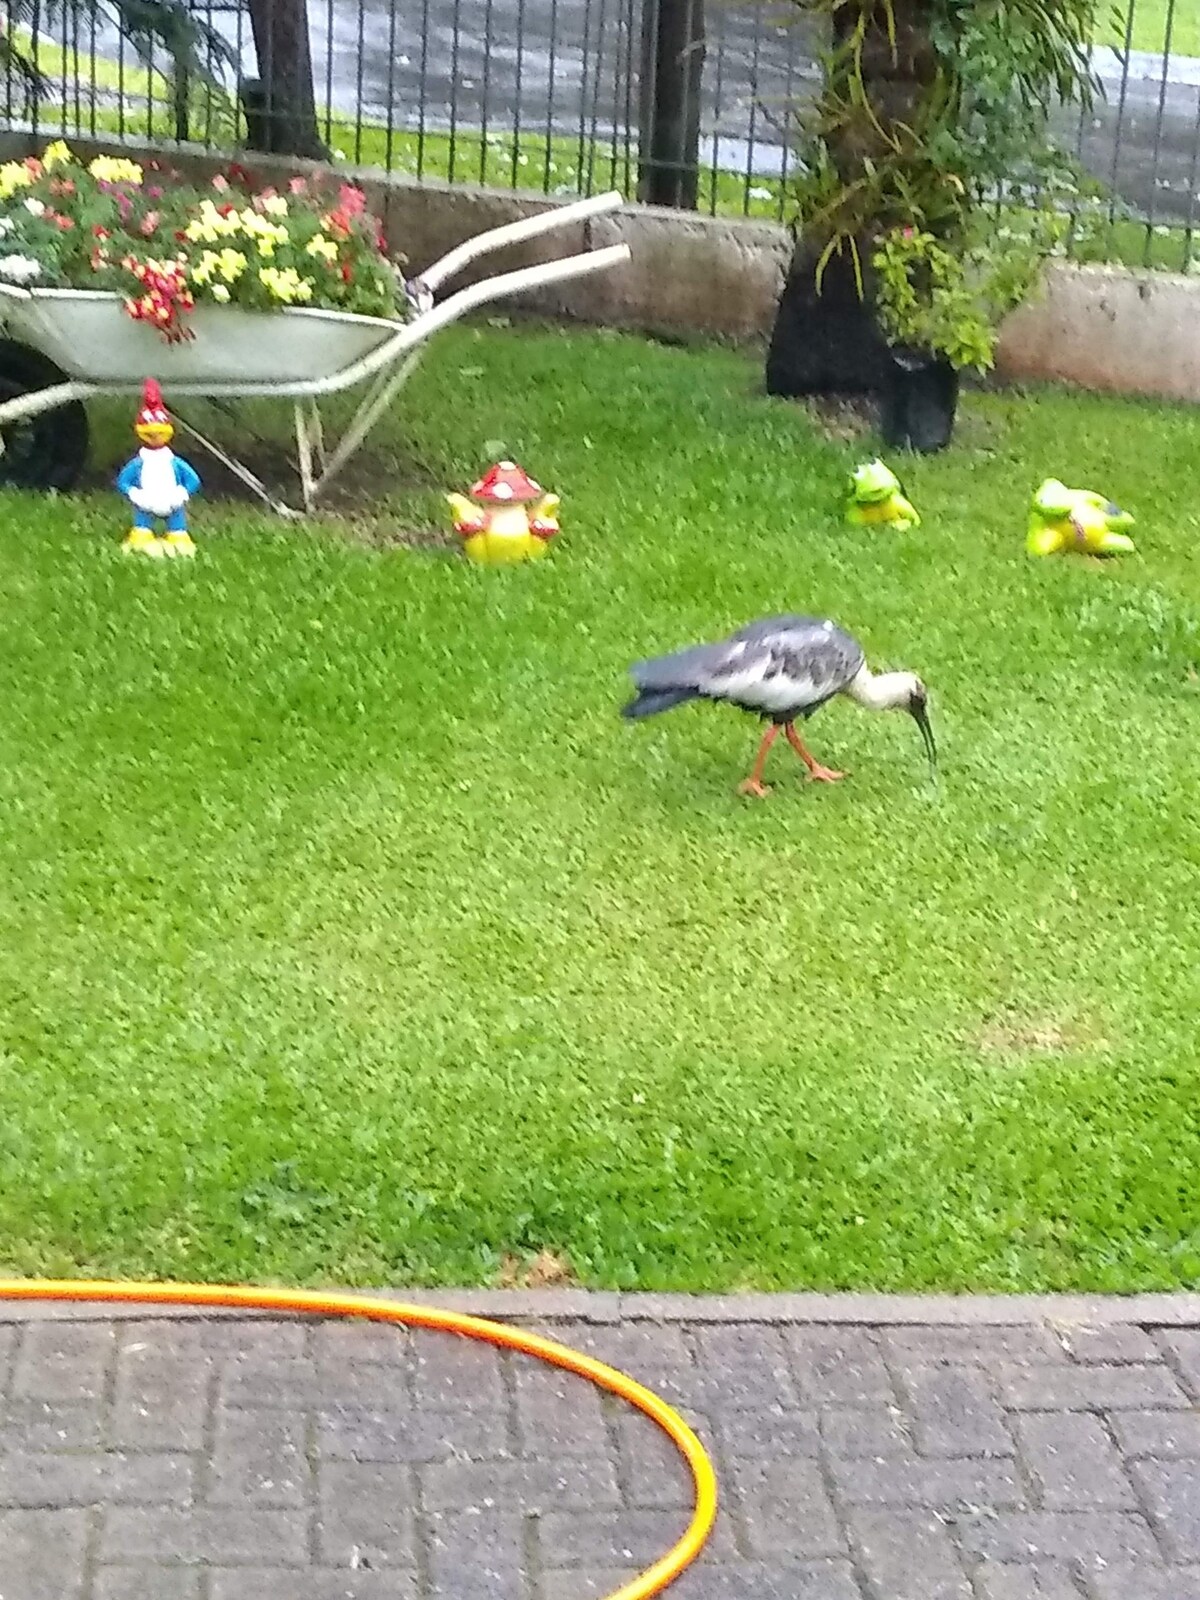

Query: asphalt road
[212,5,1200,223]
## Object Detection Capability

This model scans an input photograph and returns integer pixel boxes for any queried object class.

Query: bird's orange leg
[785,722,846,783]
[737,725,780,798]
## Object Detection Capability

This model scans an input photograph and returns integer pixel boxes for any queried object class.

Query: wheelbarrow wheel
[0,340,89,491]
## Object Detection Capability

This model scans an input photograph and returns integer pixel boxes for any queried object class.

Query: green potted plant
[870,204,1070,450]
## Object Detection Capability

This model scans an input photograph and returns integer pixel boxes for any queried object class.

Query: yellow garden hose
[0,1280,717,1600]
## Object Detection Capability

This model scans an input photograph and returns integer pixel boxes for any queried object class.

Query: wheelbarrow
[0,190,631,516]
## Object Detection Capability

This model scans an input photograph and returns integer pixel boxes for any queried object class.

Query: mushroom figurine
[446,461,561,565]
[845,460,920,532]
[1026,478,1136,558]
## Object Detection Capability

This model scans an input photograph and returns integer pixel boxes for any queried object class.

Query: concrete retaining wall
[994,261,1200,403]
[2,131,1199,401]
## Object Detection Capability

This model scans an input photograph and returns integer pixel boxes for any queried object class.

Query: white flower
[22,197,45,217]
[0,217,13,237]
[210,283,231,302]
[0,253,42,283]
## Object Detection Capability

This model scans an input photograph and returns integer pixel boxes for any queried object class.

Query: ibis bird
[622,615,937,797]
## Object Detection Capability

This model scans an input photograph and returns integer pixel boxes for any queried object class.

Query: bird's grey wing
[691,626,853,716]
[727,616,865,694]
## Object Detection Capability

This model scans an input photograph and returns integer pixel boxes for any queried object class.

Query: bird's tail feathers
[629,643,726,689]
[621,686,700,719]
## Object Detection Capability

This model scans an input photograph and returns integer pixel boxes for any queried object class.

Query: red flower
[147,185,163,200]
[217,202,236,218]
[54,215,74,231]
[211,173,230,193]
[139,211,161,237]
[92,224,111,239]
[337,183,366,218]
[288,176,308,195]
[340,261,352,283]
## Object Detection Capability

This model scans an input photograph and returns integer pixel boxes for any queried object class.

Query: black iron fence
[2,0,1198,267]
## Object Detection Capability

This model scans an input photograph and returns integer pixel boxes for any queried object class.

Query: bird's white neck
[844,666,917,711]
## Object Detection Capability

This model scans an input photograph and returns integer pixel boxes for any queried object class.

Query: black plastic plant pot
[880,345,959,454]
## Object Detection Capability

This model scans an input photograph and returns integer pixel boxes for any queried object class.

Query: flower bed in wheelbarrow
[0,142,408,353]
[0,141,630,506]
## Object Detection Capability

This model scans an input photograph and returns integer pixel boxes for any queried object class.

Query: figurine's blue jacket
[116,454,201,496]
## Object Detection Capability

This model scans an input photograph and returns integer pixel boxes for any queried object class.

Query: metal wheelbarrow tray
[0,189,630,515]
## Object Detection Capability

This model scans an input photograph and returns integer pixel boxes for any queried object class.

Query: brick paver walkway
[4,1297,1200,1598]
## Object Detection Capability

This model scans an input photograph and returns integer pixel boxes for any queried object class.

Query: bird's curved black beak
[910,697,938,774]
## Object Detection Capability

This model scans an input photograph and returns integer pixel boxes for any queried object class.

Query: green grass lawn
[1,323,1199,1292]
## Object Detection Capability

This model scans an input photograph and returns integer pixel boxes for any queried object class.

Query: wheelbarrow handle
[413,190,625,298]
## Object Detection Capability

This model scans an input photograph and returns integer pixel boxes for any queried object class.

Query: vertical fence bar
[353,0,367,161]
[543,0,560,191]
[87,0,98,136]
[322,0,335,146]
[742,0,765,214]
[585,0,609,193]
[776,8,799,221]
[385,0,400,171]
[479,0,495,181]
[608,0,625,189]
[448,0,464,180]
[707,7,726,214]
[510,0,528,185]
[416,0,431,177]
[577,0,595,193]
[57,0,68,136]
[1182,84,1200,272]
[620,0,637,195]
[1103,0,1136,259]
[1143,0,1178,264]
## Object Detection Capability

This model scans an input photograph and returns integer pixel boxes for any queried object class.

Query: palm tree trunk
[765,0,937,396]
[243,0,330,160]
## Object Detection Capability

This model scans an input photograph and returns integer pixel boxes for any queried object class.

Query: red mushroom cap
[470,460,543,504]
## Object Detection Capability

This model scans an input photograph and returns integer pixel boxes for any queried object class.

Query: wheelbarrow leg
[308,346,428,508]
[294,402,319,515]
[172,412,302,519]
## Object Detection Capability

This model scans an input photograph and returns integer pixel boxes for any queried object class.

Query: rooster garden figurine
[623,615,937,798]
[446,461,560,565]
[116,380,201,559]
[846,460,920,532]
[1026,478,1136,558]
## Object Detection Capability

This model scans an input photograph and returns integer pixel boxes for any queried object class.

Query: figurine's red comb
[141,378,163,408]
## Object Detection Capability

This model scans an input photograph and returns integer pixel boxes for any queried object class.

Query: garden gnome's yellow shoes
[162,531,196,558]
[122,528,166,558]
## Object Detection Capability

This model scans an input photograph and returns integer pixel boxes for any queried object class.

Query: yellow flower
[211,283,231,303]
[238,209,287,247]
[88,154,143,185]
[258,266,313,304]
[42,140,73,171]
[261,195,288,217]
[305,234,339,263]
[0,161,33,199]
[191,251,219,286]
[257,237,276,259]
[216,248,247,282]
